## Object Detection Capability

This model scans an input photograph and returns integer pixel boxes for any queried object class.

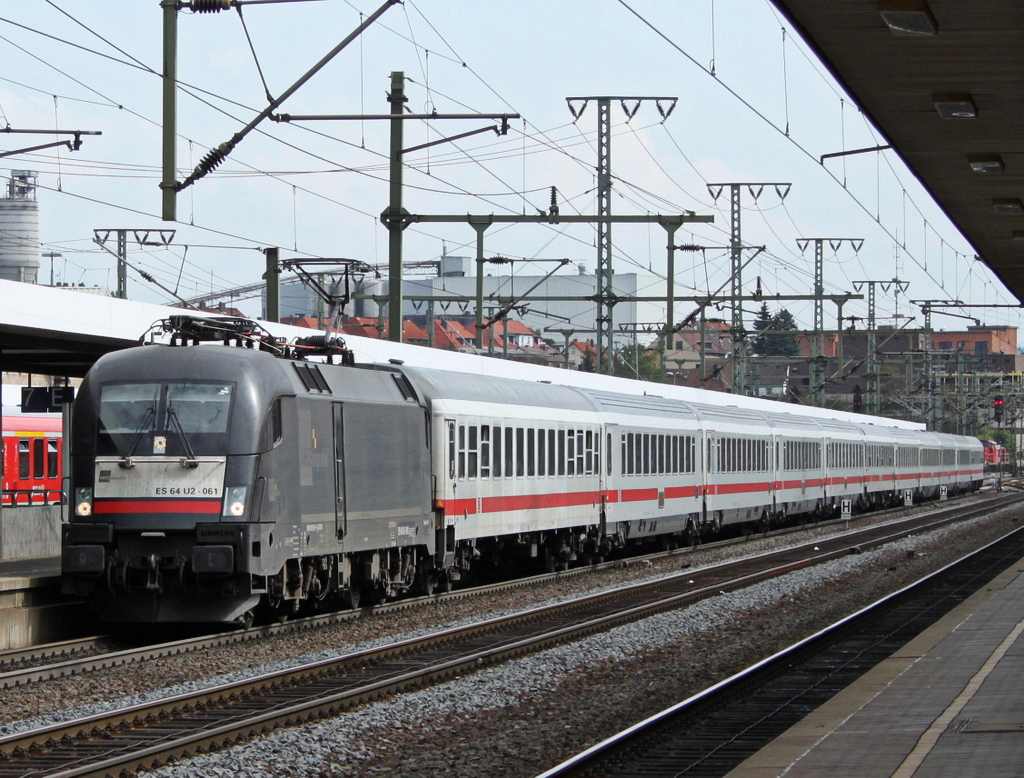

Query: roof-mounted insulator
[189,0,231,12]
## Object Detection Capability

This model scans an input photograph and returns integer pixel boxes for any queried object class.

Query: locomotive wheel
[362,581,388,606]
[342,585,361,610]
[418,561,438,596]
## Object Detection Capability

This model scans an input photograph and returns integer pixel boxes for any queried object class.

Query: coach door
[333,403,347,539]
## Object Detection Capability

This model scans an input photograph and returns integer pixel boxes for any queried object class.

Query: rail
[0,493,1019,776]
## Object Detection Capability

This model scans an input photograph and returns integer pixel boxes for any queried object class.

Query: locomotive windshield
[96,381,234,457]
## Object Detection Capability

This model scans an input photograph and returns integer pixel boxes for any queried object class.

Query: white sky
[1,0,1019,344]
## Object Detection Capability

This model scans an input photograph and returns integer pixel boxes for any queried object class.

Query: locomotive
[61,315,985,624]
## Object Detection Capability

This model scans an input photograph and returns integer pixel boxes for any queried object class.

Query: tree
[751,305,801,357]
[613,343,665,382]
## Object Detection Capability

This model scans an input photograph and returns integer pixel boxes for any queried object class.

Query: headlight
[223,486,247,518]
[75,487,93,517]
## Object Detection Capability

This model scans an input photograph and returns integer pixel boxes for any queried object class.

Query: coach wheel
[685,519,700,548]
[543,546,558,573]
[438,569,454,593]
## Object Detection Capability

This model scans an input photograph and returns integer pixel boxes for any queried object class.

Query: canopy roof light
[879,1,937,36]
[968,155,1005,174]
[934,93,977,119]
[992,198,1023,215]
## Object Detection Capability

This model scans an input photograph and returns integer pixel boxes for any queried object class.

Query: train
[61,314,986,625]
[2,413,64,507]
[981,439,1007,470]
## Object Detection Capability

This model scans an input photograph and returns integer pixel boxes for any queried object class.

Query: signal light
[852,385,863,413]
[994,395,1004,423]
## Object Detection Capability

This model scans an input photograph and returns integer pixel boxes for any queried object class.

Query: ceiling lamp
[879,1,937,36]
[992,198,1023,215]
[968,155,1005,174]
[934,93,977,119]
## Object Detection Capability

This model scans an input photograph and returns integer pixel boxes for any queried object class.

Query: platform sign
[903,488,914,506]
[21,386,75,413]
[940,484,948,501]
[840,498,852,521]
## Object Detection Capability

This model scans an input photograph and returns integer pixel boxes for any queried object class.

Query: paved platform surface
[728,554,1024,778]
[0,556,60,582]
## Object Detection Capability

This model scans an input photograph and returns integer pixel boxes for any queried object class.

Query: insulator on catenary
[189,0,231,12]
[192,141,234,179]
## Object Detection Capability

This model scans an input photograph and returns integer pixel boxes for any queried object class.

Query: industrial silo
[0,171,40,283]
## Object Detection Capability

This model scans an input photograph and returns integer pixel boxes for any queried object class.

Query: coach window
[32,438,44,479]
[480,426,491,478]
[467,426,479,479]
[567,429,576,476]
[584,430,593,475]
[548,430,556,476]
[607,433,612,476]
[537,429,546,476]
[18,439,29,479]
[516,428,525,477]
[504,427,514,477]
[493,426,502,478]
[457,425,467,479]
[47,439,59,479]
[561,427,569,477]
[527,429,536,477]
[448,421,456,479]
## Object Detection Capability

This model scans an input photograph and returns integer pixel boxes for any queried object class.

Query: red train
[981,439,1007,471]
[1,414,64,507]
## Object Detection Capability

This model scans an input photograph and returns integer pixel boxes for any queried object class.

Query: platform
[728,554,1024,777]
[0,556,60,581]
[0,555,77,650]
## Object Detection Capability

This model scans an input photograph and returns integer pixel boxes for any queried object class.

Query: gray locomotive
[61,315,984,624]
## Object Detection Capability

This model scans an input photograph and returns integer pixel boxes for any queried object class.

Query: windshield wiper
[120,405,155,468]
[165,394,198,467]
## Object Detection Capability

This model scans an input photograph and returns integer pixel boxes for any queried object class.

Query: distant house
[566,340,596,370]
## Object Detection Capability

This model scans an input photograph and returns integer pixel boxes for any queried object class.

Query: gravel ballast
[3,500,1021,777]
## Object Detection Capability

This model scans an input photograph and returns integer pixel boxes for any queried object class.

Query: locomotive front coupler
[145,553,162,593]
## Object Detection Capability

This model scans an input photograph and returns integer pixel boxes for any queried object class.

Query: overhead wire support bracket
[92,228,194,307]
[820,144,892,163]
[0,128,101,158]
[163,0,401,219]
[274,112,519,155]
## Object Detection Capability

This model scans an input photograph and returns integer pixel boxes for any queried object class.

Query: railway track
[537,519,1024,778]
[0,490,999,689]
[0,491,1018,777]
